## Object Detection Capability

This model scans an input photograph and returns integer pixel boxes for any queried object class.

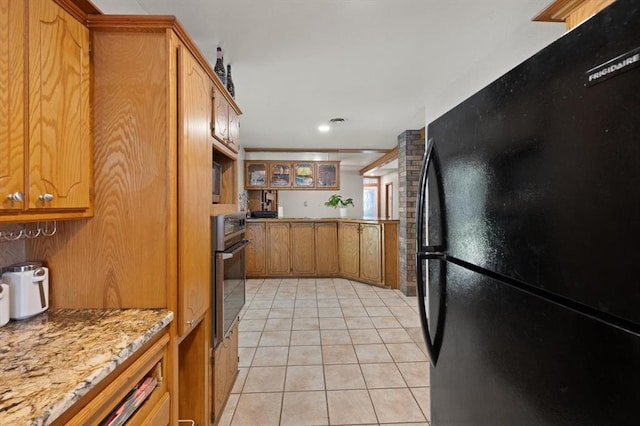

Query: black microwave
[212,161,222,204]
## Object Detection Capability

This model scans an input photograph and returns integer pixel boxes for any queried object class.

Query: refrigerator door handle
[417,252,440,366]
[417,137,445,253]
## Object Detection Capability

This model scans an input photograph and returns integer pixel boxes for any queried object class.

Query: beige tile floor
[217,277,431,426]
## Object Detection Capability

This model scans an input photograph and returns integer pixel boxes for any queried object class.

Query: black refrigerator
[416,1,640,425]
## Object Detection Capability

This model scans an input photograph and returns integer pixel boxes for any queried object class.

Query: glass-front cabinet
[245,161,267,189]
[293,162,315,189]
[269,162,292,188]
[244,160,340,190]
[316,162,339,189]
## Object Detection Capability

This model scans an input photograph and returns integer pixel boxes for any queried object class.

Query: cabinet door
[0,0,24,211]
[267,222,291,275]
[268,162,292,188]
[316,162,340,189]
[246,222,266,276]
[227,320,239,390]
[178,46,212,336]
[291,223,315,275]
[316,222,339,275]
[360,223,383,284]
[28,0,91,210]
[213,88,229,143]
[245,161,268,189]
[293,162,315,189]
[227,107,240,153]
[213,337,229,420]
[339,222,360,279]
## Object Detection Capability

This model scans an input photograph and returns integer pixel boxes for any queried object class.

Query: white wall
[277,169,363,218]
[380,171,399,220]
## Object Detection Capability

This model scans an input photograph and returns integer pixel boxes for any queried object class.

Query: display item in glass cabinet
[270,163,291,187]
[294,163,315,188]
[248,164,266,186]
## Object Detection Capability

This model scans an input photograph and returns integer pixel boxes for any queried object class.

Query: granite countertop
[0,308,173,426]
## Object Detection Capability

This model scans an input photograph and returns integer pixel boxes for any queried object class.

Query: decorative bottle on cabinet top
[214,47,226,86]
[226,64,235,98]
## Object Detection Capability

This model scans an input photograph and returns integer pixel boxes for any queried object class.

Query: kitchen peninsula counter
[246,217,399,223]
[245,218,398,287]
[0,308,173,425]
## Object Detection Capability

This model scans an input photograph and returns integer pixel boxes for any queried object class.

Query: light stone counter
[0,308,173,425]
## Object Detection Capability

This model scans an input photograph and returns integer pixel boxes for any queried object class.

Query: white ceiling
[90,0,565,169]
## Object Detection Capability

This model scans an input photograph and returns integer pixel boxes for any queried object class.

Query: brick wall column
[398,129,425,296]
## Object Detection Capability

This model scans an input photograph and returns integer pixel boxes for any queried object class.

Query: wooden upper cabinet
[228,107,240,152]
[212,88,229,143]
[245,161,268,189]
[28,0,91,210]
[178,45,212,336]
[534,0,616,30]
[212,87,239,153]
[293,162,315,189]
[244,160,340,191]
[1,0,92,220]
[316,162,340,189]
[0,0,25,213]
[269,162,292,188]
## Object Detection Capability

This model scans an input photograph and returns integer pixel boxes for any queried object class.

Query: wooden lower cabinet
[246,220,398,287]
[246,222,267,275]
[212,319,239,423]
[65,332,170,426]
[339,221,398,287]
[316,222,339,275]
[338,222,360,279]
[359,224,383,284]
[267,222,291,275]
[291,223,315,275]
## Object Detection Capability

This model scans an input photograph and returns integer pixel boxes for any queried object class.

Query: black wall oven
[211,213,248,347]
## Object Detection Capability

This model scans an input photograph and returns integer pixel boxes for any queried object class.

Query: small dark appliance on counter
[250,210,278,219]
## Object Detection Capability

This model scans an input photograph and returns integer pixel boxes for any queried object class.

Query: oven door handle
[217,239,250,260]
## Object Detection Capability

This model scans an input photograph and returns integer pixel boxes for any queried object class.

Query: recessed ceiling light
[318,124,331,133]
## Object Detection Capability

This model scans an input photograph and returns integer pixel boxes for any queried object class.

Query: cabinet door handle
[186,319,196,327]
[7,192,24,202]
[39,193,54,202]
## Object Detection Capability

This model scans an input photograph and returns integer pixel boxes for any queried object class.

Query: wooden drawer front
[142,392,170,426]
[67,333,170,425]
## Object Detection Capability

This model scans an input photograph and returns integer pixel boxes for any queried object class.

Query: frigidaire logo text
[585,47,640,87]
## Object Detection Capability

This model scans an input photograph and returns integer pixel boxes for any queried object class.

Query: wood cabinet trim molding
[533,0,616,29]
[534,0,589,22]
[54,0,100,24]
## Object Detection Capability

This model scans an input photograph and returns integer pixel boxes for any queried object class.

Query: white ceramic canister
[2,261,49,320]
[0,282,9,327]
